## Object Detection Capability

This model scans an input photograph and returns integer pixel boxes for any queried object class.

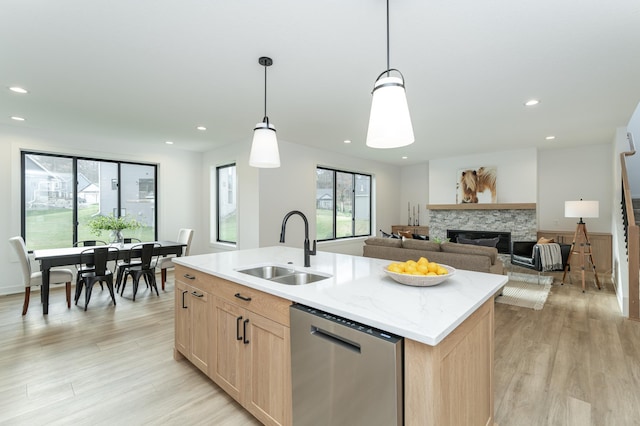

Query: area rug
[495,273,552,310]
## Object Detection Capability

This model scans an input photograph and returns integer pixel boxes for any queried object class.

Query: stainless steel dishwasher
[290,303,403,426]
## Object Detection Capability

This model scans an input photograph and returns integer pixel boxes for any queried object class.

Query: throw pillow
[401,239,442,252]
[379,230,400,239]
[412,234,429,240]
[537,237,555,244]
[457,236,500,248]
[364,237,402,248]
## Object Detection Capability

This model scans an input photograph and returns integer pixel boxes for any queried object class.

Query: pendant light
[366,0,414,149]
[249,56,280,168]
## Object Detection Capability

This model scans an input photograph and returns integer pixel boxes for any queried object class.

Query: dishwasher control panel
[291,303,402,343]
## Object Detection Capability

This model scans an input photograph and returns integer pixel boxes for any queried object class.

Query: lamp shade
[564,200,599,218]
[249,121,280,168]
[366,75,414,149]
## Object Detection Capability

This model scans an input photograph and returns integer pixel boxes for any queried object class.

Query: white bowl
[383,264,456,287]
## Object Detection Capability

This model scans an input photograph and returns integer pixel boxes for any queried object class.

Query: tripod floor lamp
[562,199,601,292]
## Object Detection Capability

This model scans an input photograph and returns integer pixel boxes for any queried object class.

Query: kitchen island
[173,246,506,426]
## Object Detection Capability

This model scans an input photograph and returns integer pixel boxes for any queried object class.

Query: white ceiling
[2,0,640,165]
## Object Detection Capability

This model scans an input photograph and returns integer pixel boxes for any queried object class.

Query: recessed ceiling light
[545,135,556,140]
[196,126,207,131]
[343,140,351,144]
[9,86,28,94]
[401,156,408,160]
[165,141,174,145]
[524,99,540,107]
[11,116,25,121]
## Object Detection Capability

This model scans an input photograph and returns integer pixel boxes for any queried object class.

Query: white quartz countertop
[173,246,507,346]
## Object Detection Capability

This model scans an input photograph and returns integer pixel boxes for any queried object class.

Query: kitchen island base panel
[405,298,494,426]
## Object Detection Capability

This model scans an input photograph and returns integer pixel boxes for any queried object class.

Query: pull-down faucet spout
[279,210,316,267]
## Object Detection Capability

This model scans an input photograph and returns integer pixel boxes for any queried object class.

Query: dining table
[33,240,187,315]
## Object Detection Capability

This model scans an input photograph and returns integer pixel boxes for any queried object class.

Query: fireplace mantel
[427,203,536,210]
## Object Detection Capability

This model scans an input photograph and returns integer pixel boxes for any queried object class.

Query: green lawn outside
[316,209,370,240]
[219,213,237,243]
[26,205,155,250]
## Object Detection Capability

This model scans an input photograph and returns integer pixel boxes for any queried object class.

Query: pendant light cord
[264,64,268,122]
[386,0,390,77]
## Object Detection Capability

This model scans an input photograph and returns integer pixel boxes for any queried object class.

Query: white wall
[399,163,429,228]
[626,102,640,198]
[537,144,612,233]
[203,138,402,258]
[428,148,538,204]
[0,125,203,296]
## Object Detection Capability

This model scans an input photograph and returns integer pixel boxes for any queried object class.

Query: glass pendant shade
[366,75,415,149]
[249,121,280,168]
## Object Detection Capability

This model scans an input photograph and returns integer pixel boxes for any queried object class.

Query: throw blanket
[537,243,562,272]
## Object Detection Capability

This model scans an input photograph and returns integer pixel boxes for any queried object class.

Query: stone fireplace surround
[429,207,537,264]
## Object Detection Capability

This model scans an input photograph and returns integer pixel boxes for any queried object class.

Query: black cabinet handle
[234,293,252,302]
[181,290,188,309]
[183,274,196,280]
[236,316,243,341]
[191,291,203,298]
[243,319,250,344]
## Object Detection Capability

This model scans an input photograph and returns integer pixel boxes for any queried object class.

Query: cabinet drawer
[214,277,291,327]
[175,265,216,293]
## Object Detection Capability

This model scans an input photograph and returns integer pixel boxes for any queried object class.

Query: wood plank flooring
[495,273,640,426]
[1,271,639,425]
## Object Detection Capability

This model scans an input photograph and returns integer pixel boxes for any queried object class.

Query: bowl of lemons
[383,257,456,287]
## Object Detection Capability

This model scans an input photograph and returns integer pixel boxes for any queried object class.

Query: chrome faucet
[279,210,316,267]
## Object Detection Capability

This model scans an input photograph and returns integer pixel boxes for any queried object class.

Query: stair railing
[621,132,639,320]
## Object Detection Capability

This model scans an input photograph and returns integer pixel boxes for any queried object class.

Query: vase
[110,230,124,247]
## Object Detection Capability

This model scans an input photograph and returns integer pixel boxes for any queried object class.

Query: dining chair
[9,236,74,315]
[73,239,108,287]
[75,246,119,311]
[115,238,144,291]
[120,243,161,301]
[156,228,193,290]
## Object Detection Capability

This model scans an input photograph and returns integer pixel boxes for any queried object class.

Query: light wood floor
[495,272,640,426]
[1,272,639,425]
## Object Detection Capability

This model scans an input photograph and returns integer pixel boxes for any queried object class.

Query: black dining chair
[75,246,119,311]
[119,243,161,301]
[115,238,143,291]
[73,239,108,289]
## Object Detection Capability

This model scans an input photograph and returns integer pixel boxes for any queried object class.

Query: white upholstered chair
[9,236,74,315]
[157,228,193,290]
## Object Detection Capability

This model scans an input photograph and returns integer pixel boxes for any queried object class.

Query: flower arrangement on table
[87,214,141,244]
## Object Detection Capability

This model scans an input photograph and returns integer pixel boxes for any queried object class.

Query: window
[316,167,371,241]
[217,163,237,244]
[22,151,157,250]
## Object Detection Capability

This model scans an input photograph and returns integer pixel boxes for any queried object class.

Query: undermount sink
[236,265,331,285]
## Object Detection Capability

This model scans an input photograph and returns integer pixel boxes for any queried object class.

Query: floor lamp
[562,199,601,292]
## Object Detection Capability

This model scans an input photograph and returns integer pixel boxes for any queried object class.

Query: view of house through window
[217,163,237,244]
[316,167,371,241]
[23,152,157,250]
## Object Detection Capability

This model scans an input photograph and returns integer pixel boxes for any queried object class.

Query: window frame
[216,162,237,245]
[316,166,372,242]
[21,150,158,250]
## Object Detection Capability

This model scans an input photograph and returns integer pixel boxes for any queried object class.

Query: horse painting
[457,166,497,203]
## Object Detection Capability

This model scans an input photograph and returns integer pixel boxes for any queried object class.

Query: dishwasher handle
[311,326,361,354]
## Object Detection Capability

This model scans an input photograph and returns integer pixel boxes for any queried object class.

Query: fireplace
[447,229,512,254]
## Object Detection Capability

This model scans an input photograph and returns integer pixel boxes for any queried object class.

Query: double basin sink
[236,265,331,285]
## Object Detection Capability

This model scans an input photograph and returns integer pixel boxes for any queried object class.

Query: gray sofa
[363,237,505,275]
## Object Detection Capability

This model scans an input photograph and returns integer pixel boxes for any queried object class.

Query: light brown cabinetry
[391,225,429,236]
[211,278,292,426]
[405,298,494,426]
[537,230,612,274]
[174,266,214,374]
